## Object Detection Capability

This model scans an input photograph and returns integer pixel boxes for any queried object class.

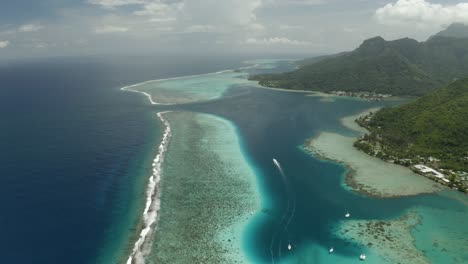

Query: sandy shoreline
[118,62,271,264]
[125,112,171,264]
[303,108,440,198]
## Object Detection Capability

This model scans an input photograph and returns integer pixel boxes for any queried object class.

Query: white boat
[329,247,334,253]
[359,254,366,260]
[345,212,350,218]
[288,244,292,250]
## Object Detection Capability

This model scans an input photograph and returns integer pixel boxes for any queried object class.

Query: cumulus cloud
[182,0,262,26]
[87,0,263,33]
[245,37,310,45]
[0,40,10,48]
[94,25,129,33]
[18,24,44,32]
[376,0,468,27]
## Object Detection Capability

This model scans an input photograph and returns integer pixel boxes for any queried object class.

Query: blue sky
[0,0,467,59]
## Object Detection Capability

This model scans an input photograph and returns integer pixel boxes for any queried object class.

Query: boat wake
[270,158,297,264]
[126,112,171,264]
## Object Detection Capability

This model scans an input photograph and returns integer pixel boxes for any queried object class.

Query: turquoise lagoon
[126,60,468,263]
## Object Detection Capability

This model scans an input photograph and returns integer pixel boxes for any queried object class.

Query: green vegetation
[354,79,468,192]
[296,52,349,66]
[251,25,468,96]
[433,23,468,39]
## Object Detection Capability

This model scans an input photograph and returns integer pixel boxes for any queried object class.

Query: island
[354,79,468,193]
[251,23,468,193]
[250,23,468,97]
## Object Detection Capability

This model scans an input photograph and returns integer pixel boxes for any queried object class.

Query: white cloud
[280,0,324,5]
[94,25,129,33]
[87,0,263,34]
[18,24,44,32]
[149,17,176,23]
[88,0,147,8]
[265,0,336,6]
[34,42,48,49]
[343,26,356,33]
[248,23,266,32]
[134,2,171,16]
[376,0,468,27]
[184,24,216,33]
[245,37,310,45]
[182,0,262,26]
[131,1,182,27]
[279,24,303,30]
[0,40,10,48]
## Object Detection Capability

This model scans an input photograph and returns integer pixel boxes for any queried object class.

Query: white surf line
[119,65,255,105]
[126,111,171,264]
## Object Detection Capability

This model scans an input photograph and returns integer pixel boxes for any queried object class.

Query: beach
[303,108,440,198]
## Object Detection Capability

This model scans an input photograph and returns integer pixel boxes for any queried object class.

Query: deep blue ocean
[0,55,287,264]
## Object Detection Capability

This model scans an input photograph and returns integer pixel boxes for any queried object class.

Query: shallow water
[147,112,260,263]
[306,132,439,197]
[135,60,468,263]
[125,60,297,105]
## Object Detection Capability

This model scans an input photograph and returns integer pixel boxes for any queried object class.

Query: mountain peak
[362,36,385,44]
[357,36,386,54]
[433,23,468,39]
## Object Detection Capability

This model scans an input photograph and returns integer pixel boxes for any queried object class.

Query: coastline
[119,60,267,106]
[121,59,313,106]
[252,84,319,94]
[118,62,269,264]
[120,69,235,105]
[302,108,440,198]
[126,111,171,264]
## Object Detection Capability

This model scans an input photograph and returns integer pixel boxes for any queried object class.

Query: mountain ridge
[251,24,468,96]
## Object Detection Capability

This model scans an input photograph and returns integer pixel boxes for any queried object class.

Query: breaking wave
[126,112,171,264]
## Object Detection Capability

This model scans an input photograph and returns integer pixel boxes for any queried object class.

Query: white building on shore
[414,164,450,183]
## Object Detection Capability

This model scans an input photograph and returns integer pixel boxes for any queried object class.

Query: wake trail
[271,158,296,263]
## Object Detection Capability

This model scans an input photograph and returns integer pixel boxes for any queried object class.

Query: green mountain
[433,23,468,39]
[296,52,349,66]
[251,26,468,96]
[355,78,468,172]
